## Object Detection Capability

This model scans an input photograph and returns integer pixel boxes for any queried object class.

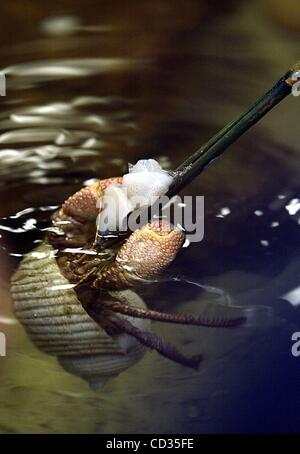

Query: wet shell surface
[10,242,150,389]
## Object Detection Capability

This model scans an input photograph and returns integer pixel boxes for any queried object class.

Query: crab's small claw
[48,177,122,248]
[93,219,184,289]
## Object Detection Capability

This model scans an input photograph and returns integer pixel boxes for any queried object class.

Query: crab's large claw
[93,220,184,290]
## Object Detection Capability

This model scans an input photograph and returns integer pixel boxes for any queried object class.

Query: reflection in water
[0,0,299,434]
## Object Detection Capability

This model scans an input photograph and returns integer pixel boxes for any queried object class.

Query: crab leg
[89,309,202,370]
[100,299,246,328]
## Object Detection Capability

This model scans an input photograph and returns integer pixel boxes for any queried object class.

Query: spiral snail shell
[11,242,151,390]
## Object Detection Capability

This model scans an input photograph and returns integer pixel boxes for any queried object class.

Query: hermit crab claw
[93,219,185,290]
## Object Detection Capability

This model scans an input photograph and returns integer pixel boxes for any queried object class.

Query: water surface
[0,0,299,433]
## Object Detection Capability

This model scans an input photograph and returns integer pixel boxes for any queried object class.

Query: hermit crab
[10,160,245,389]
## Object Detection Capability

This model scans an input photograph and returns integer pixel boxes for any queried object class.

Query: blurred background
[0,0,299,434]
